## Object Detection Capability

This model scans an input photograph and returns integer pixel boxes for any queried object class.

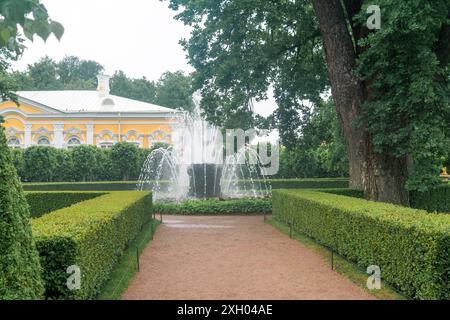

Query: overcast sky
[11,0,278,118]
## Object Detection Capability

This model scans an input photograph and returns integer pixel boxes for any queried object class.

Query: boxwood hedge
[23,181,139,191]
[272,189,450,299]
[153,198,271,215]
[23,178,349,192]
[25,192,105,218]
[410,184,450,213]
[32,191,152,300]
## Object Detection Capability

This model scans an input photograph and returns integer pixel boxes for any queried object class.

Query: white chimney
[97,74,111,97]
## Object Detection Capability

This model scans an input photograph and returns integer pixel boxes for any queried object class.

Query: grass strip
[97,219,160,300]
[266,217,407,301]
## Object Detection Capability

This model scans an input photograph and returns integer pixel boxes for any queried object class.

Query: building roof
[16,90,177,114]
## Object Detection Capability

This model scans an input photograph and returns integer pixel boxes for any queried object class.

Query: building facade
[0,75,182,149]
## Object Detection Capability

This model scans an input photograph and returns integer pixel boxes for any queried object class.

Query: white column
[86,123,94,145]
[24,124,32,147]
[53,124,64,148]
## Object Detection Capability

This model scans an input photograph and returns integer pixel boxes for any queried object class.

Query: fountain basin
[188,164,223,198]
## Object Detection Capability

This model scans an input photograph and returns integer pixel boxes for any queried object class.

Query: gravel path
[123,215,375,300]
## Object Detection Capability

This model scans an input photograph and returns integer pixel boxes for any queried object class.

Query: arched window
[67,137,81,149]
[99,142,114,149]
[7,137,21,148]
[37,137,50,146]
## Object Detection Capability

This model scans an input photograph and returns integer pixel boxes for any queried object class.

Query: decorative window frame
[66,136,82,149]
[7,136,22,148]
[96,130,118,147]
[122,130,144,148]
[148,130,171,144]
[32,127,53,146]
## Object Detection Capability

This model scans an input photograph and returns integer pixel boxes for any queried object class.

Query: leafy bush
[0,125,44,300]
[32,191,152,299]
[322,186,450,213]
[23,146,58,182]
[267,178,349,189]
[272,189,450,299]
[23,181,139,191]
[410,184,450,213]
[25,192,105,218]
[110,142,140,181]
[153,198,271,215]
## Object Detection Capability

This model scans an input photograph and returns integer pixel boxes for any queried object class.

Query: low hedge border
[321,185,450,213]
[25,192,105,218]
[23,181,139,191]
[23,178,349,191]
[32,191,152,299]
[153,198,271,215]
[272,189,450,299]
[410,184,450,213]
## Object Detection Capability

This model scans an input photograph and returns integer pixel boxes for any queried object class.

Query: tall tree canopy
[11,56,195,112]
[167,0,450,205]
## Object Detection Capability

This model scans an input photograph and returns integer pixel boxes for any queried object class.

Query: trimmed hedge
[322,186,450,213]
[25,192,105,218]
[32,191,152,299]
[23,178,349,192]
[410,184,450,213]
[272,189,450,299]
[153,198,271,215]
[23,181,139,191]
[267,178,349,189]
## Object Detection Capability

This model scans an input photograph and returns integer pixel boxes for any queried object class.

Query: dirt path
[123,215,375,300]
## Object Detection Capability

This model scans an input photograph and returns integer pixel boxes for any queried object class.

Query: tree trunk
[312,0,410,205]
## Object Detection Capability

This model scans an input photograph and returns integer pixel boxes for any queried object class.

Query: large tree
[167,0,450,205]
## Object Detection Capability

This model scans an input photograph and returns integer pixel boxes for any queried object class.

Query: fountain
[137,107,271,202]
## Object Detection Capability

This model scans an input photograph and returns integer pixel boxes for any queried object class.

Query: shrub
[110,142,140,181]
[0,125,44,299]
[153,198,271,215]
[23,181,139,191]
[10,148,25,180]
[267,178,349,189]
[25,192,105,218]
[23,146,58,182]
[32,191,152,299]
[272,189,450,299]
[410,184,450,213]
[71,145,98,182]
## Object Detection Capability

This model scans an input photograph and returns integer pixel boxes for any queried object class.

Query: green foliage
[110,70,156,103]
[10,147,25,179]
[11,55,102,91]
[0,0,64,57]
[97,219,159,300]
[272,189,450,299]
[410,184,450,213]
[155,71,195,111]
[70,145,98,182]
[0,124,44,299]
[153,198,271,215]
[23,146,57,182]
[267,178,349,189]
[356,0,450,192]
[110,142,140,181]
[25,192,104,218]
[167,0,328,134]
[23,181,138,191]
[32,191,152,299]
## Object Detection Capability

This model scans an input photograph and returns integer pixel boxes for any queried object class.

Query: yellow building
[0,75,181,149]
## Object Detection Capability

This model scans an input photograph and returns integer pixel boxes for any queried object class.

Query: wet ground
[123,215,375,300]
